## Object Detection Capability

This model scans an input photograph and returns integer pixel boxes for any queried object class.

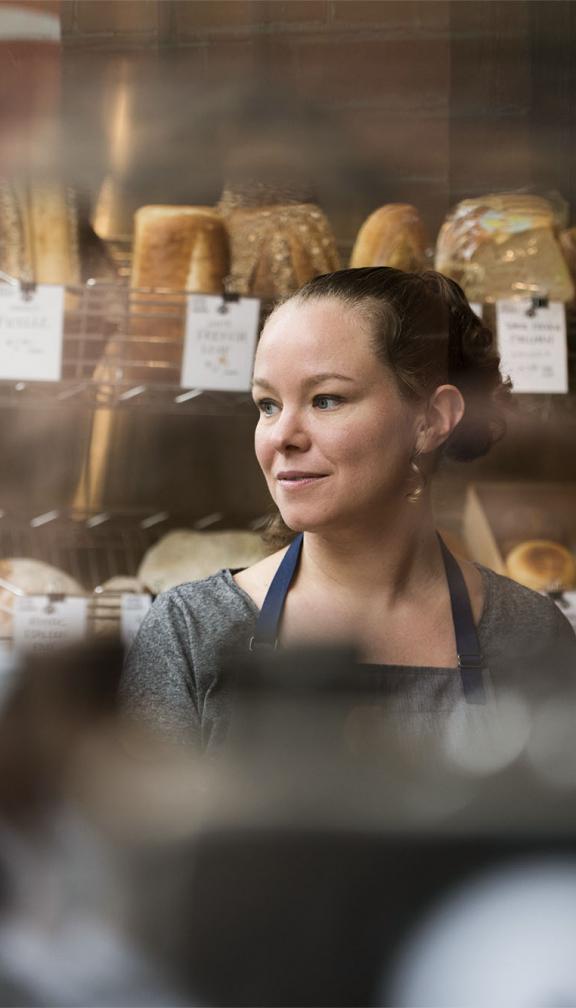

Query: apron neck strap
[249,533,303,649]
[438,534,485,703]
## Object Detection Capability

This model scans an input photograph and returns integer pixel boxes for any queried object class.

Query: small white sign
[496,299,568,394]
[469,302,482,320]
[181,294,260,392]
[121,593,152,649]
[13,595,88,654]
[0,284,65,381]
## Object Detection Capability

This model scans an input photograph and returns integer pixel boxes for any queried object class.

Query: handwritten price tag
[0,284,65,381]
[182,294,260,392]
[121,593,152,649]
[13,596,88,654]
[496,300,568,394]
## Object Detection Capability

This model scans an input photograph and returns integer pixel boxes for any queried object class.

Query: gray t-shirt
[121,565,576,751]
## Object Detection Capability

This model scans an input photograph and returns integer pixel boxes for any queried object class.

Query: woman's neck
[298,498,443,604]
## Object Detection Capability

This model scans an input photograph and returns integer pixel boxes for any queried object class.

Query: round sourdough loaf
[138,529,270,594]
[350,203,429,272]
[505,539,576,592]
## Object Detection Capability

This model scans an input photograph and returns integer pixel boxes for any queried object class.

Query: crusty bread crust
[350,203,429,272]
[132,205,229,293]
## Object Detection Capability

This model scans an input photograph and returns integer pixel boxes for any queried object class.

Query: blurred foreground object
[350,204,429,272]
[386,860,576,1007]
[159,646,576,1007]
[1,643,576,1004]
[435,192,574,303]
[0,641,189,1006]
[0,1,60,176]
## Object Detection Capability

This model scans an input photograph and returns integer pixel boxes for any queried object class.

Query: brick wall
[60,0,576,253]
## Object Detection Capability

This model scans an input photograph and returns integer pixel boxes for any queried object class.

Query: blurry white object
[138,529,269,594]
[442,691,532,776]
[0,813,187,1006]
[527,696,576,789]
[386,859,576,1007]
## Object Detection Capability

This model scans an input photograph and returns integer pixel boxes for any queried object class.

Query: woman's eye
[256,399,280,416]
[313,395,343,411]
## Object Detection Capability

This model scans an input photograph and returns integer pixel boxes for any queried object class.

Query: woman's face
[252,297,422,534]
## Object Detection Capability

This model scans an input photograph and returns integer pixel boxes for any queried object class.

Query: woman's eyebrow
[251,376,276,391]
[252,372,354,391]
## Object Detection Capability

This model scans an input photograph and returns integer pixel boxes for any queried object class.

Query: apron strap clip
[457,653,483,670]
[249,635,279,652]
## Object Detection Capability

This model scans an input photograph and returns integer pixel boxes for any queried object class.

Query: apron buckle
[248,635,279,652]
[458,653,483,670]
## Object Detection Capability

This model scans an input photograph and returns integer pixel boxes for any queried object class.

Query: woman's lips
[275,472,328,490]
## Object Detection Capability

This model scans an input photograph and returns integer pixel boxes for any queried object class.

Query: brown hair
[260,266,513,546]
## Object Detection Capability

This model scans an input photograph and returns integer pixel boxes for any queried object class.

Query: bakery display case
[2,0,576,652]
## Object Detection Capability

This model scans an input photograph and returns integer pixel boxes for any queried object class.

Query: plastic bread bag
[435,190,574,303]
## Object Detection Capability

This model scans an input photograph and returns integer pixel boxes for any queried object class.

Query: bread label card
[121,593,152,649]
[13,595,88,654]
[181,294,260,392]
[496,300,568,393]
[0,283,65,381]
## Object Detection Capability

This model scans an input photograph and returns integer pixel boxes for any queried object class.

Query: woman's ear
[418,385,465,453]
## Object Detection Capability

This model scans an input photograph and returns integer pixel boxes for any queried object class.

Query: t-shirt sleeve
[544,596,576,677]
[480,568,576,698]
[120,591,201,746]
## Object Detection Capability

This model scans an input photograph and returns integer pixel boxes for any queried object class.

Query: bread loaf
[560,227,576,288]
[131,205,229,294]
[350,203,429,272]
[94,206,230,389]
[223,203,340,300]
[435,193,574,303]
[138,529,270,594]
[505,540,576,592]
[0,179,81,285]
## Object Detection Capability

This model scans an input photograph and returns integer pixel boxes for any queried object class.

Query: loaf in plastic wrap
[435,193,574,303]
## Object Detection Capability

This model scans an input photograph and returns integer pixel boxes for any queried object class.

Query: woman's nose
[270,408,310,452]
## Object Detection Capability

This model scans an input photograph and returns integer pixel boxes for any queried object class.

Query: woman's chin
[278,507,335,534]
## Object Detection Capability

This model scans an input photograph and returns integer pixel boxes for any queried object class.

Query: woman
[122,267,576,750]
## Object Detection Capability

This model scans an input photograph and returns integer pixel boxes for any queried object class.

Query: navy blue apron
[249,532,485,705]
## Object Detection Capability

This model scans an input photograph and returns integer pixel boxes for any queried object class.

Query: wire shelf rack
[0,278,265,413]
[0,507,268,590]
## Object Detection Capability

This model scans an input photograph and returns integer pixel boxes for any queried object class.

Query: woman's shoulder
[477,563,576,654]
[156,567,259,623]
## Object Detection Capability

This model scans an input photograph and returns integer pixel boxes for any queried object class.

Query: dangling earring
[406,455,426,503]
